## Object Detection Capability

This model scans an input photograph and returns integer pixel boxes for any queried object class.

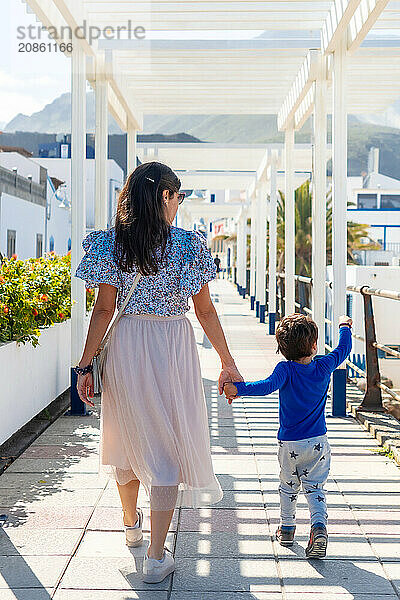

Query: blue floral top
[74,226,216,316]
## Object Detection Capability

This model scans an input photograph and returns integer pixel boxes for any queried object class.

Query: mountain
[3,92,400,179]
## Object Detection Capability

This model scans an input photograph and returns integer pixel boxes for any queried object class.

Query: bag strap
[96,272,141,354]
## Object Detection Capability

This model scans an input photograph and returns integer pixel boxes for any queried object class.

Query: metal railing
[273,273,400,412]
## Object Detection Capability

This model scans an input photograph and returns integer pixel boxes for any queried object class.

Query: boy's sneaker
[275,525,296,546]
[306,523,328,558]
[143,548,175,583]
[124,508,143,547]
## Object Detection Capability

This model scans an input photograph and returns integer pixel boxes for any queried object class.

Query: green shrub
[0,251,95,347]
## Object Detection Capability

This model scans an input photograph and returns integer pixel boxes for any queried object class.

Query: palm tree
[275,180,379,276]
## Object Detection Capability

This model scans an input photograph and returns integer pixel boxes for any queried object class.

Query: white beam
[284,126,295,316]
[312,55,327,355]
[127,123,137,175]
[278,50,319,131]
[70,45,87,368]
[249,191,257,308]
[348,0,391,53]
[256,179,268,322]
[322,0,361,54]
[332,36,348,344]
[95,54,108,230]
[268,150,278,334]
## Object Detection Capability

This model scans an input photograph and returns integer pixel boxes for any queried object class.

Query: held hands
[218,362,243,405]
[76,372,95,408]
[339,315,353,328]
[223,382,239,404]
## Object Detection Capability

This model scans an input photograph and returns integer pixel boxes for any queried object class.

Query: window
[7,230,16,258]
[210,193,215,203]
[49,236,55,252]
[36,234,43,258]
[357,193,377,209]
[380,194,400,209]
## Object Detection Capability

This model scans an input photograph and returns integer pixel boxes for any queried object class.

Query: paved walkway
[0,279,400,599]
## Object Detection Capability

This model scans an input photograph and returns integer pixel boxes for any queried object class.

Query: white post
[331,35,348,415]
[70,45,87,414]
[268,150,278,334]
[237,210,248,297]
[256,179,268,323]
[250,192,257,309]
[127,123,137,175]
[312,55,328,355]
[285,125,295,315]
[95,61,108,230]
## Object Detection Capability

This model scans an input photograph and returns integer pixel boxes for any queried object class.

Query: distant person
[223,313,352,559]
[214,254,221,278]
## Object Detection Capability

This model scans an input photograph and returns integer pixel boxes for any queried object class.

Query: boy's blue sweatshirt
[234,326,352,441]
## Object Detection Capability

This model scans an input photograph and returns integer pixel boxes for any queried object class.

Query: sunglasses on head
[176,191,185,205]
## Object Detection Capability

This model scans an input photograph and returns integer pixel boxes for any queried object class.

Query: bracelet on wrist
[339,323,352,328]
[74,364,93,376]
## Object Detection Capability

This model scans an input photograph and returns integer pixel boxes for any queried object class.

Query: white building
[347,148,400,263]
[0,149,124,260]
[36,157,124,233]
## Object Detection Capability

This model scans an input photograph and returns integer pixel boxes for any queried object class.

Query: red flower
[11,253,17,260]
[58,312,64,319]
[0,276,5,284]
[3,306,9,314]
[40,294,48,302]
[67,250,71,256]
[32,308,38,317]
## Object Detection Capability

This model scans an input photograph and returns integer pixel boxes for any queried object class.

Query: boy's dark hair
[276,314,318,361]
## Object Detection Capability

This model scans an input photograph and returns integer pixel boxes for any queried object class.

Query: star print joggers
[278,434,331,527]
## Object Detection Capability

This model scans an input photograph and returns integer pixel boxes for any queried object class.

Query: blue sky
[0,0,72,126]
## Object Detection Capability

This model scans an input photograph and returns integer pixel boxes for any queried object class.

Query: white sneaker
[124,508,143,547]
[142,548,175,583]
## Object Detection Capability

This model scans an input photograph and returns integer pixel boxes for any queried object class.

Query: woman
[74,162,243,583]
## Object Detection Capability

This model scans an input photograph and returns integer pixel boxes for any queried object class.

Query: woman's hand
[218,363,243,395]
[223,382,239,404]
[76,372,95,408]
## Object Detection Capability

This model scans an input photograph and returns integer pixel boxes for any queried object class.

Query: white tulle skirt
[99,313,223,511]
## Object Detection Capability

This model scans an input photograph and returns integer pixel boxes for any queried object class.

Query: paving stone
[0,505,92,529]
[379,562,400,593]
[60,556,171,590]
[22,443,99,458]
[0,472,106,490]
[179,508,269,536]
[216,474,262,491]
[172,557,280,592]
[208,489,264,509]
[0,528,81,555]
[76,531,174,558]
[368,537,400,561]
[274,534,375,560]
[5,457,100,474]
[268,508,364,535]
[354,510,400,535]
[87,506,178,532]
[211,457,258,475]
[0,487,100,508]
[285,595,397,600]
[279,559,394,595]
[54,592,168,600]
[0,555,67,588]
[170,594,282,600]
[0,590,54,599]
[175,531,273,558]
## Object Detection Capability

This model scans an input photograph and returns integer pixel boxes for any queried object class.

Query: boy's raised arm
[318,316,352,374]
[233,362,288,397]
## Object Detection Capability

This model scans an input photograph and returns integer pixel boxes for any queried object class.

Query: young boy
[223,313,352,558]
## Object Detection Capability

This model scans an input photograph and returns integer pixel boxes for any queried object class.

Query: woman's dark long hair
[114,162,181,275]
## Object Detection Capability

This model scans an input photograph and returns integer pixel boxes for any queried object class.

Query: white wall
[0,316,90,446]
[0,193,45,259]
[0,152,43,183]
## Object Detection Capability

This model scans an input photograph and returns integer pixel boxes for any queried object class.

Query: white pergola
[25,0,400,412]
